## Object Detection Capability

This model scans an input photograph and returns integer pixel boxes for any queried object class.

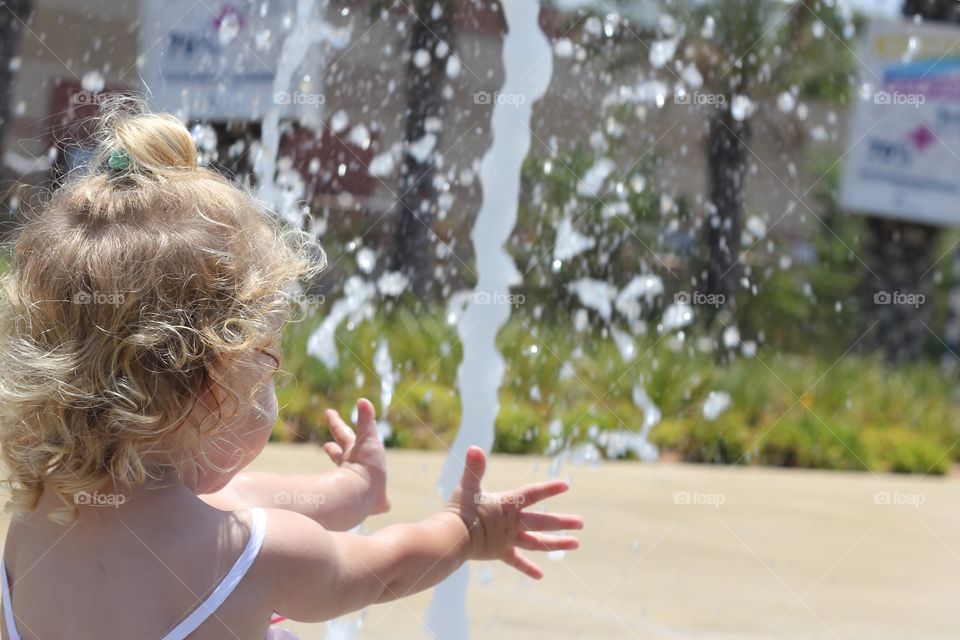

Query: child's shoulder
[255,507,337,580]
[252,508,345,622]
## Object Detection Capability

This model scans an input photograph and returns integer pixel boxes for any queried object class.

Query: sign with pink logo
[840,19,960,226]
[140,0,290,119]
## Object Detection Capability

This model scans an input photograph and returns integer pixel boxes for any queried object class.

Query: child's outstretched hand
[323,398,390,516]
[446,446,583,579]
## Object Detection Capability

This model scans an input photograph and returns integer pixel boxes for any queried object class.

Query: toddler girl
[0,105,582,639]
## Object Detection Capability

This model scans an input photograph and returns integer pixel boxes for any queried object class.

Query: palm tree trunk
[705,109,750,311]
[388,0,453,297]
[860,218,937,361]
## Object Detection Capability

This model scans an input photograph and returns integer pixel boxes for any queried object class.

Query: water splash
[425,1,553,637]
[254,0,348,224]
[306,275,376,369]
[324,611,365,640]
[629,385,661,462]
[703,391,731,421]
[373,340,395,442]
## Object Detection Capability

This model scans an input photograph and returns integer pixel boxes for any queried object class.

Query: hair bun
[101,112,198,174]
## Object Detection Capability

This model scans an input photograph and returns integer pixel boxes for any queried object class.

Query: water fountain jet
[424,2,553,637]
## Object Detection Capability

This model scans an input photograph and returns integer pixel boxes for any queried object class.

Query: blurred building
[4,0,846,275]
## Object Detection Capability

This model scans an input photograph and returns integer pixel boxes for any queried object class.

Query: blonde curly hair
[0,101,324,523]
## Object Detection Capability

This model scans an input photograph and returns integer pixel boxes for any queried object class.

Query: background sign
[140,0,291,120]
[840,19,960,227]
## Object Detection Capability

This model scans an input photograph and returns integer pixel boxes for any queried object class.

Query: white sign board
[840,19,960,227]
[140,0,291,120]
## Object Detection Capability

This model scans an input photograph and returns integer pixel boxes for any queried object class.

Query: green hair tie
[107,149,130,171]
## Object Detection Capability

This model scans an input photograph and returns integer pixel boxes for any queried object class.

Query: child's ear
[201,354,240,419]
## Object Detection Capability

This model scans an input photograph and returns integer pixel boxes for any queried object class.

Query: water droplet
[81,70,105,93]
[445,55,461,78]
[348,124,371,149]
[554,38,574,59]
[356,247,376,274]
[722,326,740,349]
[413,48,431,69]
[330,110,349,133]
[701,16,715,39]
[731,95,755,121]
[703,391,732,421]
[584,16,602,37]
[649,37,679,69]
[777,91,796,113]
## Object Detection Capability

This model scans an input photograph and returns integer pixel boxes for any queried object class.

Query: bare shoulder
[258,507,335,560]
[251,508,341,622]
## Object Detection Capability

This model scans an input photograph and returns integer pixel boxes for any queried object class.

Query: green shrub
[755,412,867,471]
[862,426,950,475]
[274,305,960,475]
[650,411,752,465]
[494,400,549,454]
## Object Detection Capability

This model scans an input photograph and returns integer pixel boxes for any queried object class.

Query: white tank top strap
[1,555,22,640]
[160,507,268,640]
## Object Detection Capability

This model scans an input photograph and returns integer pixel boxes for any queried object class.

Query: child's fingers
[322,442,344,464]
[502,547,543,580]
[457,446,486,495]
[514,531,580,552]
[508,479,569,507]
[354,398,377,439]
[519,511,584,532]
[326,409,357,448]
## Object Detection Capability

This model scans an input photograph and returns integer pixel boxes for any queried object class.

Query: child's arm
[260,445,583,622]
[201,400,389,531]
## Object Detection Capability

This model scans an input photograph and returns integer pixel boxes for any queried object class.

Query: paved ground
[2,445,957,639]
[246,445,960,640]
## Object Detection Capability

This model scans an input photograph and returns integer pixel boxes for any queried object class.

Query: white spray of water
[628,384,661,462]
[306,276,376,369]
[254,0,348,224]
[324,612,365,640]
[703,390,731,421]
[425,2,553,638]
[373,340,396,441]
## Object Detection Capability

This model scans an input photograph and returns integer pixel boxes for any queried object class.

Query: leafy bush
[494,400,549,454]
[274,306,960,475]
[754,412,867,471]
[862,426,950,475]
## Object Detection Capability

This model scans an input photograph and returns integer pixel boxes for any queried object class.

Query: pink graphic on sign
[212,4,245,32]
[909,124,935,151]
